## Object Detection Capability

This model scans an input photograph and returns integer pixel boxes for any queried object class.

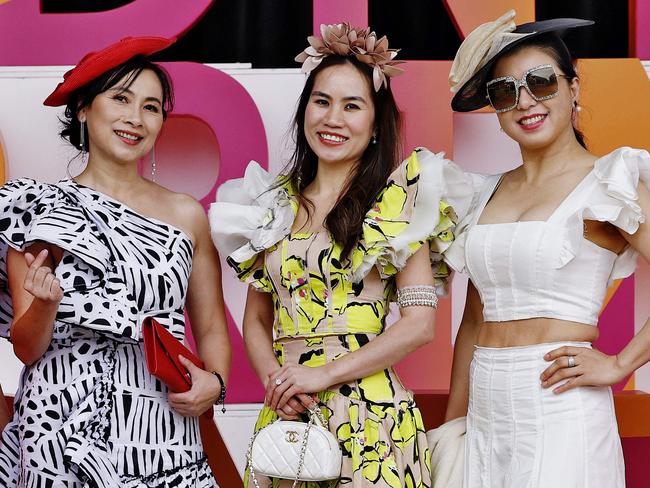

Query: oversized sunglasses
[486,64,570,113]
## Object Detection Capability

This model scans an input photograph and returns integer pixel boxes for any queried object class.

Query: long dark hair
[282,55,402,259]
[492,33,587,148]
[60,55,174,152]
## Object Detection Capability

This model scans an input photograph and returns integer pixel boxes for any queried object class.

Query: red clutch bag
[142,316,204,393]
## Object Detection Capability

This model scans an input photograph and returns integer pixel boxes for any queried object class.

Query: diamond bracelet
[396,285,438,308]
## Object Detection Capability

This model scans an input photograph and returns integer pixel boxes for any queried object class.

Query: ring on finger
[275,377,283,386]
[567,356,576,368]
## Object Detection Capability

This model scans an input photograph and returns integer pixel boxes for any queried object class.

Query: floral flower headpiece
[295,23,404,91]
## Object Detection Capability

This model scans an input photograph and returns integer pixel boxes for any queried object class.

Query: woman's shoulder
[139,182,205,243]
[349,148,477,286]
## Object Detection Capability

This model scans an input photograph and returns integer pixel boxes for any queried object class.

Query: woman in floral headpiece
[211,23,473,487]
[0,37,230,486]
[443,10,650,487]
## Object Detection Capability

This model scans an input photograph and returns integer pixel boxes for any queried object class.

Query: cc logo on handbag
[285,431,299,443]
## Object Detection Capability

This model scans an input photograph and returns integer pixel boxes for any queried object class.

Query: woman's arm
[0,384,10,434]
[267,245,438,410]
[445,281,483,421]
[8,245,63,365]
[167,199,231,417]
[542,181,650,392]
[244,285,316,419]
[242,284,281,385]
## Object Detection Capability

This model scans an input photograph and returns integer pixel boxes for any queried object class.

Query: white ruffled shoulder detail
[349,148,475,289]
[592,146,650,234]
[554,147,650,282]
[208,161,295,264]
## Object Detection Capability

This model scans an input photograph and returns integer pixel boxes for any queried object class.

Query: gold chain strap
[247,407,326,488]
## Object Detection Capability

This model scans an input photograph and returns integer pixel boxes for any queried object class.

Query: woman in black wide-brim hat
[443,10,650,487]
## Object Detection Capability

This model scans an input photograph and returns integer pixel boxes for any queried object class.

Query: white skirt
[465,342,625,488]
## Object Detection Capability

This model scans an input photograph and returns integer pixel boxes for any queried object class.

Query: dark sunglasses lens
[487,80,517,110]
[526,67,558,99]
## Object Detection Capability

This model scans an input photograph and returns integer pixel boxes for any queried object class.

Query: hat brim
[44,36,176,107]
[451,18,594,112]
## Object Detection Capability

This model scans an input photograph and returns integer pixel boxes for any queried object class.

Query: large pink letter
[0,0,213,65]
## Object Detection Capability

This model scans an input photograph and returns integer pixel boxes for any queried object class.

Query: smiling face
[79,69,164,166]
[303,62,376,169]
[491,46,579,151]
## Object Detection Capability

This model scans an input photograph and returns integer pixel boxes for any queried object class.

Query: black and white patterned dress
[0,179,217,487]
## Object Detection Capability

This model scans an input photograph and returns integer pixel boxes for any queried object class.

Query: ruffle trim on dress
[0,178,189,341]
[441,173,488,274]
[349,148,475,292]
[62,342,120,487]
[0,178,111,338]
[0,178,111,274]
[121,457,215,487]
[209,162,294,291]
[210,151,475,293]
[552,147,649,283]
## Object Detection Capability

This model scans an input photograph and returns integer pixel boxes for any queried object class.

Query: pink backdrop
[0,0,648,482]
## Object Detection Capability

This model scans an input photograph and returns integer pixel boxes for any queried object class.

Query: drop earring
[371,135,378,145]
[79,120,88,164]
[150,145,157,182]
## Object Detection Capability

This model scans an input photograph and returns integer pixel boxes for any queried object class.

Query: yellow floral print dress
[210,148,473,487]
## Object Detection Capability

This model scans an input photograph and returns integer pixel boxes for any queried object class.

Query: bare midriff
[477,318,599,348]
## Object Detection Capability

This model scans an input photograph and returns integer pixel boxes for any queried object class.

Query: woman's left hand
[266,362,333,410]
[168,355,223,417]
[541,345,628,394]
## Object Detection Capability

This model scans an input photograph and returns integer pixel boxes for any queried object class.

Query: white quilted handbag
[246,407,342,487]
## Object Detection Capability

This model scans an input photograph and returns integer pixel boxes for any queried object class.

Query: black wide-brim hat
[450,15,594,112]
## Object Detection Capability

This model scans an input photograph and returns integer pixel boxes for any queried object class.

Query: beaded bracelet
[396,285,438,308]
[211,371,226,413]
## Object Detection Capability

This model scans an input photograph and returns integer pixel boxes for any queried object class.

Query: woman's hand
[23,250,63,305]
[541,345,628,394]
[168,355,223,417]
[274,393,317,420]
[266,362,332,411]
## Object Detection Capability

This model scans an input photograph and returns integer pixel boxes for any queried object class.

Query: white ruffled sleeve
[591,147,650,234]
[592,147,649,281]
[349,147,475,294]
[555,147,650,282]
[208,161,295,291]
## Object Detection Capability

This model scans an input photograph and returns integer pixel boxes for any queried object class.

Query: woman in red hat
[0,37,229,487]
[442,11,650,487]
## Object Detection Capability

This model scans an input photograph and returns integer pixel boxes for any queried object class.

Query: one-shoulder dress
[0,179,216,487]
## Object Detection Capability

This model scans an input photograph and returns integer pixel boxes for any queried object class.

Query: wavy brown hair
[281,55,402,259]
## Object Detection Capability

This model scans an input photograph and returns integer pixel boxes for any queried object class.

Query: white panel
[212,403,263,478]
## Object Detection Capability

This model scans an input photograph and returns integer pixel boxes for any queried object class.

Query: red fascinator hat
[43,36,176,107]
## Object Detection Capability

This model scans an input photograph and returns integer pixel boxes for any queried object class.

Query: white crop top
[445,147,650,325]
